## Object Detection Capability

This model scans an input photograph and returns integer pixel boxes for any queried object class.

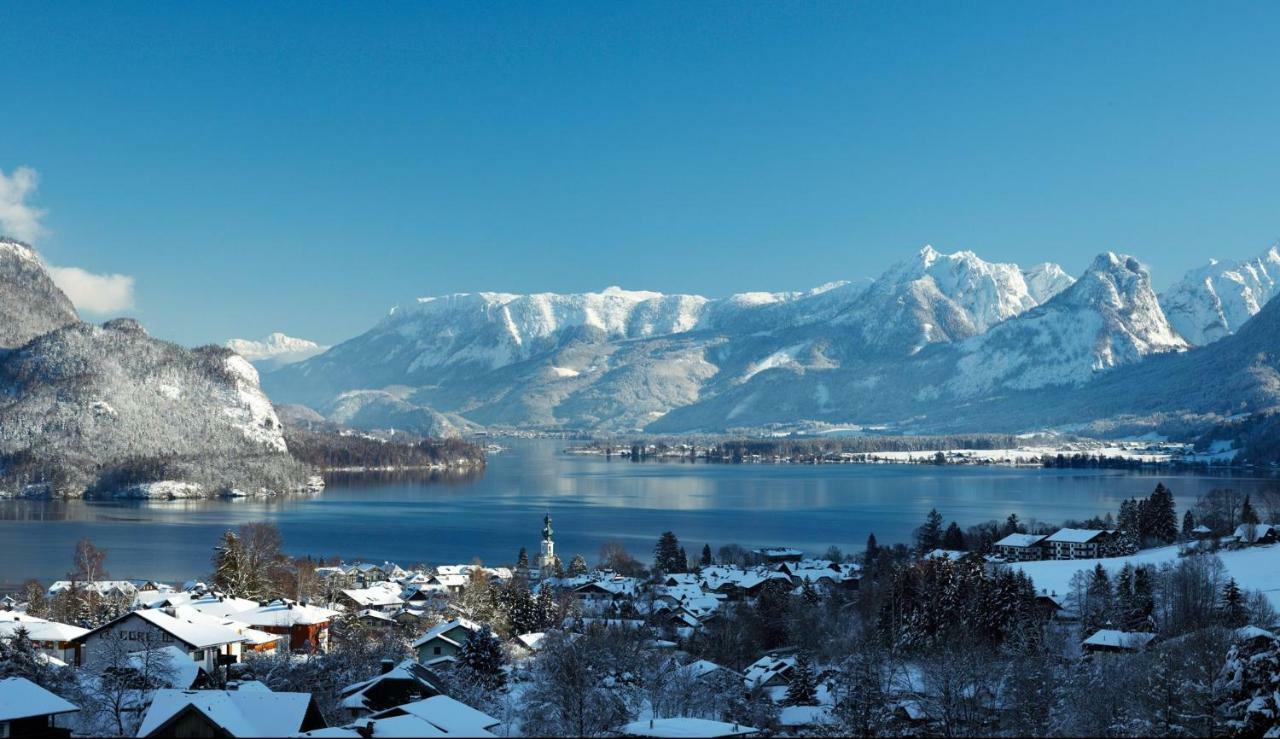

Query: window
[191,649,205,661]
[433,646,441,655]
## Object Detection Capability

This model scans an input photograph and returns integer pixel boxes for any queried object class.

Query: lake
[1,439,1274,588]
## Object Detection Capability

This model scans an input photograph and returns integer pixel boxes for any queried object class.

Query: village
[3,482,1280,738]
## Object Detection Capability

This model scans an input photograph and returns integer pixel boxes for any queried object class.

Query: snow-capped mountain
[829,246,1074,356]
[227,332,328,370]
[0,243,306,497]
[1160,244,1280,346]
[948,252,1186,396]
[0,237,78,348]
[264,247,1076,432]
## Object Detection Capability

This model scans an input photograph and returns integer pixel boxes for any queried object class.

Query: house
[0,677,79,739]
[1082,629,1157,654]
[71,609,247,672]
[1034,592,1069,621]
[618,718,760,737]
[339,583,404,614]
[136,689,326,737]
[412,617,481,665]
[1233,523,1278,545]
[743,654,795,689]
[338,659,445,717]
[357,609,398,629]
[993,533,1048,562]
[1191,524,1213,539]
[0,613,89,664]
[223,601,334,653]
[367,695,502,736]
[1044,528,1114,560]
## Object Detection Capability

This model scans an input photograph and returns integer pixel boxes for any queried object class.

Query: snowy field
[1008,543,1280,609]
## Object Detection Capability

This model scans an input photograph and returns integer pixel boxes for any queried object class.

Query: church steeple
[542,513,554,542]
[537,512,556,579]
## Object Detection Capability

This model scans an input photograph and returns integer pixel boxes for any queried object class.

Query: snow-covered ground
[1008,543,1280,609]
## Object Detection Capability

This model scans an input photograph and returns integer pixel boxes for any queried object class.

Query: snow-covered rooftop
[1045,528,1107,543]
[0,677,79,721]
[994,533,1046,548]
[137,689,315,737]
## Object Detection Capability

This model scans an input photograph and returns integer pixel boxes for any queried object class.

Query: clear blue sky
[3,2,1279,346]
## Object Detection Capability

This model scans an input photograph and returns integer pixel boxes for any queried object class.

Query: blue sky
[2,2,1279,346]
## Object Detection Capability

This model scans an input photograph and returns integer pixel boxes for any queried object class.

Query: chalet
[0,677,79,739]
[1082,629,1157,654]
[1045,528,1114,560]
[412,617,481,665]
[1034,592,1069,621]
[357,609,398,628]
[339,583,404,614]
[0,613,88,664]
[1233,523,1278,545]
[993,533,1048,562]
[136,688,326,737]
[1191,524,1213,539]
[338,659,445,717]
[71,609,247,672]
[743,654,795,690]
[224,601,334,653]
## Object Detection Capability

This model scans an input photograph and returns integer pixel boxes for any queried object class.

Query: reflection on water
[3,439,1276,587]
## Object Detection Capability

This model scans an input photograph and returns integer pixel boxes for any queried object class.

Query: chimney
[380,658,395,675]
[355,721,374,739]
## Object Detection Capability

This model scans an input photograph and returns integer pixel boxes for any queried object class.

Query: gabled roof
[1082,629,1156,650]
[0,677,79,721]
[77,609,246,650]
[1046,528,1108,544]
[339,659,444,711]
[412,617,481,648]
[138,689,319,737]
[0,616,89,642]
[374,695,500,736]
[994,533,1047,548]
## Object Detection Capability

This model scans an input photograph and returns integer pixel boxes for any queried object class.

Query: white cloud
[0,166,47,243]
[47,265,136,314]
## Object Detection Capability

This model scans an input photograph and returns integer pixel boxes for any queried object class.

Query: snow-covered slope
[831,246,1071,355]
[949,252,1186,395]
[1161,244,1280,346]
[227,332,328,370]
[0,246,306,497]
[0,237,78,348]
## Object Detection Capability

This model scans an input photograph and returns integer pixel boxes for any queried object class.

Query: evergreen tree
[567,554,589,577]
[1241,495,1261,526]
[1128,566,1155,632]
[783,652,819,706]
[865,533,879,563]
[1146,483,1178,544]
[678,546,688,572]
[1220,578,1248,628]
[653,531,684,574]
[941,521,967,551]
[1082,563,1113,634]
[457,624,507,691]
[1182,510,1196,539]
[700,543,713,568]
[516,547,529,572]
[916,509,943,553]
[1002,513,1023,537]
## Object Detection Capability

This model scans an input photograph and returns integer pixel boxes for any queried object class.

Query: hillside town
[3,484,1280,738]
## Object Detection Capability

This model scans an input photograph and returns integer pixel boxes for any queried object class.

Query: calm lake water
[2,439,1275,588]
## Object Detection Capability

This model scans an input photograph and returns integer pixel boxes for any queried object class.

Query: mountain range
[258,242,1280,438]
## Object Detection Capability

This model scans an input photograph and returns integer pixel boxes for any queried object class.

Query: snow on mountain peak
[1161,242,1280,345]
[226,333,328,369]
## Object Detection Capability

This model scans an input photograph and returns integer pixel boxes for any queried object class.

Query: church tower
[536,512,556,578]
